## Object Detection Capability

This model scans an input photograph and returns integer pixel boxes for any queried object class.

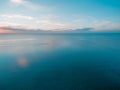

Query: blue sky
[0,0,120,32]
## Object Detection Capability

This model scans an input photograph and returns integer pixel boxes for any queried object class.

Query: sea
[0,33,120,90]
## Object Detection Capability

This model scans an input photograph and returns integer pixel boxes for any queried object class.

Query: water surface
[0,33,120,90]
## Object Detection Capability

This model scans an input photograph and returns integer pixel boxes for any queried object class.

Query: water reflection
[17,57,28,68]
[1,34,120,53]
[0,35,65,54]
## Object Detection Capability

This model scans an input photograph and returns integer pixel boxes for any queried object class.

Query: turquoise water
[0,34,120,90]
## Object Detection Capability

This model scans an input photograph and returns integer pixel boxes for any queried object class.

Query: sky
[0,0,120,33]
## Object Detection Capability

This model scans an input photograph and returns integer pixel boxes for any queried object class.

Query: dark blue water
[0,33,120,90]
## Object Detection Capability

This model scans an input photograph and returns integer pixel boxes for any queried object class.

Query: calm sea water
[0,33,120,90]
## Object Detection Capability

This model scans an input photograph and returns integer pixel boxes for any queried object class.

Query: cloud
[92,21,120,32]
[0,27,15,34]
[1,24,120,34]
[10,0,25,4]
[0,14,33,20]
[0,21,21,26]
[1,25,92,34]
[9,0,48,10]
[0,13,120,33]
[38,20,73,30]
[35,16,81,30]
[1,20,120,33]
[74,16,120,32]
